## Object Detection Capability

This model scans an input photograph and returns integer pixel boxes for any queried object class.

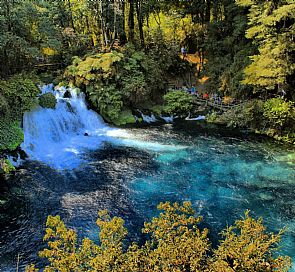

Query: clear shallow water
[0,123,294,271]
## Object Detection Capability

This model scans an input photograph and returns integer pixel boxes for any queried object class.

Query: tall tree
[236,0,295,94]
[128,0,135,42]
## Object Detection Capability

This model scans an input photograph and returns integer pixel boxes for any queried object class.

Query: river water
[0,86,294,271]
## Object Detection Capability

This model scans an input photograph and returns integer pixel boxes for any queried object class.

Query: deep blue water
[0,122,294,271]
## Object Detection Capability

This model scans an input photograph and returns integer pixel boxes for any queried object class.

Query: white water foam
[22,85,122,169]
[22,85,188,169]
[185,115,206,121]
[139,111,158,123]
[160,115,175,123]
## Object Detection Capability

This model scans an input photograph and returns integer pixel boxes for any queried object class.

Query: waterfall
[139,111,158,123]
[22,84,188,169]
[22,84,121,169]
[160,115,175,123]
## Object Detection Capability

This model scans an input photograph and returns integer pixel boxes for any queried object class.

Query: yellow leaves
[211,210,291,272]
[65,52,124,86]
[27,203,291,272]
[42,47,57,56]
[235,0,255,7]
[237,0,295,89]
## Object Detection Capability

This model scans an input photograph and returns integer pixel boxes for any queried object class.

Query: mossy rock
[39,93,57,109]
[0,119,24,151]
[112,110,137,126]
[149,105,165,116]
[0,159,15,174]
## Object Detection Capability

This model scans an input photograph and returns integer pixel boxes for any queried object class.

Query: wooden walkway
[192,97,246,111]
[34,63,62,71]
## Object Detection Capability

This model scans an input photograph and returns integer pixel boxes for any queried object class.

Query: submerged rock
[112,110,137,126]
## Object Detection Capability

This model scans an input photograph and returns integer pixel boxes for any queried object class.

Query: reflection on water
[0,123,295,271]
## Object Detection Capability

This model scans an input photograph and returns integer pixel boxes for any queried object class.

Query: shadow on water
[0,144,156,271]
[0,122,294,271]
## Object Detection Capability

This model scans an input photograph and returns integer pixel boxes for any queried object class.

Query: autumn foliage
[27,202,291,272]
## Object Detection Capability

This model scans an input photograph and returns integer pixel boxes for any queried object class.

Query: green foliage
[86,84,123,122]
[65,49,167,123]
[263,98,295,133]
[27,202,291,272]
[204,2,255,98]
[0,74,39,151]
[214,100,264,129]
[0,119,24,152]
[112,110,137,126]
[0,0,62,76]
[164,90,193,117]
[210,98,295,143]
[38,93,57,109]
[149,105,165,116]
[65,52,124,121]
[0,74,40,119]
[0,158,15,174]
[236,0,295,92]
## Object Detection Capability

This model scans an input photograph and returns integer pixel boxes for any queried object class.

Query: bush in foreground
[27,202,291,272]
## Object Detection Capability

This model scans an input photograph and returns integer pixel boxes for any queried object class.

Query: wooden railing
[34,63,62,70]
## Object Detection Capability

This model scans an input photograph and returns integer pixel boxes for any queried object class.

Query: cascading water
[138,111,158,123]
[22,85,183,169]
[22,84,123,169]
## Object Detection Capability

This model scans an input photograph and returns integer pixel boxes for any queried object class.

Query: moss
[149,105,165,116]
[0,119,24,151]
[112,110,137,126]
[39,93,57,109]
[0,159,15,174]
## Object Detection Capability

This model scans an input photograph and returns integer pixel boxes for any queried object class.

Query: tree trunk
[67,0,76,31]
[213,0,218,22]
[128,0,135,43]
[136,0,144,48]
[205,0,211,23]
[4,0,11,31]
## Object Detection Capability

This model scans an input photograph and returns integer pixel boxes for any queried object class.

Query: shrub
[215,100,264,129]
[112,110,137,126]
[210,210,291,271]
[263,98,295,134]
[27,202,291,272]
[0,119,24,151]
[0,74,40,119]
[38,93,57,109]
[0,159,15,174]
[164,90,193,117]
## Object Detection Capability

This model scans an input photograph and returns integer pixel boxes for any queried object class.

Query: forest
[0,0,295,271]
[0,0,294,151]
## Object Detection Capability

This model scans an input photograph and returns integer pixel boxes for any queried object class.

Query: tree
[26,202,291,272]
[236,0,295,94]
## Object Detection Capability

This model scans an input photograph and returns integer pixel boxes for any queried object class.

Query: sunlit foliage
[236,0,295,93]
[27,202,291,272]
